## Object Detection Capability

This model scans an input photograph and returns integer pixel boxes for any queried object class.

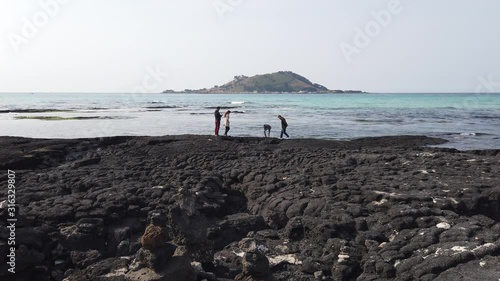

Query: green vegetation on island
[163,71,364,94]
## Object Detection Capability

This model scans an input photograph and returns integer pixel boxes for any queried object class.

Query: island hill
[163,71,364,94]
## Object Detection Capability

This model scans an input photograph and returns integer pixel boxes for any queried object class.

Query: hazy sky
[1,0,499,93]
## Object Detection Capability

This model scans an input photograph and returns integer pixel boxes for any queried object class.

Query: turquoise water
[1,93,499,150]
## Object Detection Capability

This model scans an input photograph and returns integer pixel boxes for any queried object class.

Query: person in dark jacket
[214,107,222,136]
[263,124,271,137]
[278,115,289,138]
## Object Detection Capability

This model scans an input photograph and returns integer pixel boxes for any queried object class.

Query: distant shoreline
[161,90,367,94]
[4,92,500,95]
[162,71,365,94]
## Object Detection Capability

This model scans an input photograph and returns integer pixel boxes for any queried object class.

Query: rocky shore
[0,135,499,281]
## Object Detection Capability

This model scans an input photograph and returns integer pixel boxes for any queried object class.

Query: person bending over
[264,124,271,137]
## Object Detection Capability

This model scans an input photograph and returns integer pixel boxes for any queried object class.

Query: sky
[1,0,499,93]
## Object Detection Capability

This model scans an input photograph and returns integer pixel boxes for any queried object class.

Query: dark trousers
[280,127,289,138]
[224,126,230,136]
[215,120,221,135]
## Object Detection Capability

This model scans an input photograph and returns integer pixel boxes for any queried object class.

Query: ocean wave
[204,106,241,109]
[460,133,492,137]
[144,106,180,109]
[442,132,493,137]
[0,109,72,114]
[190,110,245,115]
[471,115,500,119]
[231,101,246,104]
[354,118,404,123]
[70,107,110,111]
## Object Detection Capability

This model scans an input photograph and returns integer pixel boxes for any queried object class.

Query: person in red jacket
[214,107,222,136]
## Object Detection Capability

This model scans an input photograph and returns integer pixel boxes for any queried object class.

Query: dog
[263,124,271,137]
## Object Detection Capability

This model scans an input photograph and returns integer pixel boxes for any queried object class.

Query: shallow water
[1,92,499,150]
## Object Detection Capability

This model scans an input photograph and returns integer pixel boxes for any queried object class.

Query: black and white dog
[263,124,271,137]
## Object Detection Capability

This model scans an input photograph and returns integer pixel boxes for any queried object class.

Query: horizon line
[1,91,499,94]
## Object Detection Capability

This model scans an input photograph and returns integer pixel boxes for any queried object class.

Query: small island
[163,71,364,94]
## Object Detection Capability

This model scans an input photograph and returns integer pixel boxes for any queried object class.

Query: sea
[1,92,499,150]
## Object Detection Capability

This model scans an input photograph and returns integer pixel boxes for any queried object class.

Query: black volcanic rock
[0,135,499,281]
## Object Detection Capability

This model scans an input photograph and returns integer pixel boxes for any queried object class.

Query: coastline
[2,92,499,151]
[1,135,499,280]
